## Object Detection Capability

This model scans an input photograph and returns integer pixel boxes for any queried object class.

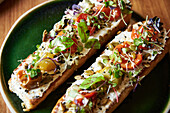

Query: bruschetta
[51,16,170,113]
[8,0,132,111]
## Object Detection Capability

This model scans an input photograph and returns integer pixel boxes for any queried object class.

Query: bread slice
[8,0,132,111]
[51,17,170,113]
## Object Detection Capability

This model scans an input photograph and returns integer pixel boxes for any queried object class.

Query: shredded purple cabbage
[72,4,81,11]
[109,6,116,10]
[72,4,81,15]
[148,16,163,33]
[133,76,140,92]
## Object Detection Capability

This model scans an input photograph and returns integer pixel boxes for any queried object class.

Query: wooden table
[0,0,169,112]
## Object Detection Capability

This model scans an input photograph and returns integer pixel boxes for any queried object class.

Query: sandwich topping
[9,0,131,103]
[53,17,169,113]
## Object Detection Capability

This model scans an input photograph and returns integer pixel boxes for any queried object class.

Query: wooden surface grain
[0,0,169,112]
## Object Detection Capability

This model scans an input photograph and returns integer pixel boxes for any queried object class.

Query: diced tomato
[74,98,83,106]
[131,25,158,41]
[81,91,97,98]
[76,13,88,23]
[113,42,143,70]
[72,25,77,29]
[88,26,96,36]
[131,25,158,50]
[62,38,78,54]
[93,5,121,21]
[138,45,148,50]
[113,42,130,54]
[112,7,121,20]
[56,31,78,54]
[120,53,142,70]
[131,29,139,40]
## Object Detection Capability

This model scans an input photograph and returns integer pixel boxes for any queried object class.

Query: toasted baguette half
[52,17,170,113]
[8,0,132,111]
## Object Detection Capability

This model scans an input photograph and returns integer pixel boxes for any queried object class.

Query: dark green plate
[0,0,169,113]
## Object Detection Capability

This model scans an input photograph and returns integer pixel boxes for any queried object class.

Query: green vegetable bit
[80,108,86,113]
[85,39,101,49]
[49,36,75,53]
[79,73,105,89]
[26,68,41,78]
[78,21,89,43]
[133,37,144,46]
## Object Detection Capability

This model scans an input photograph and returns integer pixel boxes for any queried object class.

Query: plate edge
[0,0,56,113]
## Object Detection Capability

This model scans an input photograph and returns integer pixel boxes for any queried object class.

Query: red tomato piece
[131,25,158,41]
[81,91,97,99]
[76,13,88,23]
[120,53,142,70]
[62,38,78,54]
[88,26,96,36]
[111,7,121,20]
[113,42,143,70]
[131,25,158,50]
[74,98,84,106]
[93,5,121,21]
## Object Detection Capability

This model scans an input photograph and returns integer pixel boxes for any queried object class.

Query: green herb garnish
[78,21,89,43]
[49,36,75,53]
[103,59,109,64]
[110,51,122,64]
[85,39,101,49]
[88,101,93,109]
[26,68,41,78]
[134,68,142,75]
[80,108,86,113]
[79,73,105,89]
[133,37,144,46]
[104,1,114,7]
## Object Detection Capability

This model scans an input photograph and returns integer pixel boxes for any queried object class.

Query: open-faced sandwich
[51,16,170,113]
[8,0,132,111]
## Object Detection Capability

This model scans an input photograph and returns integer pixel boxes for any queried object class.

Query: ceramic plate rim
[0,0,56,112]
[0,1,169,113]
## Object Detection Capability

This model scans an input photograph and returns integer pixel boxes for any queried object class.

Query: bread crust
[8,14,131,111]
[51,26,170,113]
